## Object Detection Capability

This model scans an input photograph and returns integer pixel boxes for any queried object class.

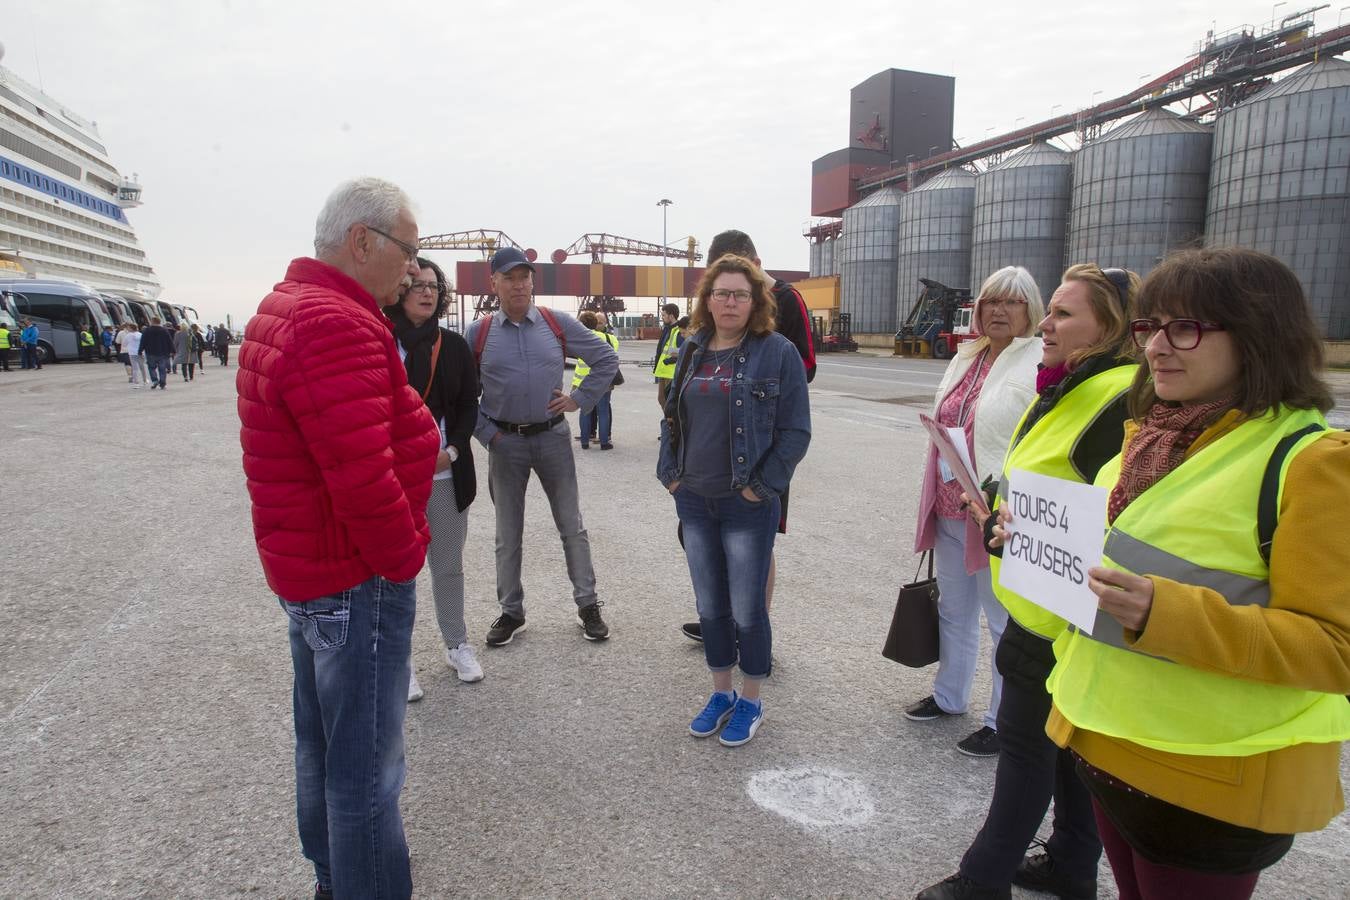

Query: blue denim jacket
[657,329,811,498]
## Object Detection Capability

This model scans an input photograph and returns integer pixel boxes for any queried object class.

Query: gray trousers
[487,420,598,617]
[426,477,470,648]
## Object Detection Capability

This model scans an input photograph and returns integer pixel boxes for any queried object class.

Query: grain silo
[1068,108,1212,276]
[970,142,1073,298]
[840,186,905,335]
[897,168,976,314]
[1206,57,1350,339]
[809,241,824,277]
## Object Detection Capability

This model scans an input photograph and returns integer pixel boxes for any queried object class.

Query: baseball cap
[490,247,535,275]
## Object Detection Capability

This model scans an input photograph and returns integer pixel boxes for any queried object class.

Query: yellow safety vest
[653,325,681,380]
[988,364,1137,639]
[1048,406,1350,757]
[80,330,95,347]
[0,327,9,350]
[572,330,618,389]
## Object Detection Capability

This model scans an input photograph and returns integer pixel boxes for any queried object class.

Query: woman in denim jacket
[657,253,811,747]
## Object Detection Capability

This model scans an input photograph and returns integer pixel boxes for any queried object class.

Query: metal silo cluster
[1206,57,1350,339]
[840,186,905,333]
[1068,108,1212,276]
[970,142,1074,300]
[896,168,976,308]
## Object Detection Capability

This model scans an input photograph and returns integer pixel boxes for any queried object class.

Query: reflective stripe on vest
[572,330,616,388]
[987,364,1136,639]
[653,327,680,380]
[1047,406,1350,757]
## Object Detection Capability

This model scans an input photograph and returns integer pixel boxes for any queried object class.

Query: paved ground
[1,346,1346,899]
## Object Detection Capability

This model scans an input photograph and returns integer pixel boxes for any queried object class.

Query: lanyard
[955,349,990,427]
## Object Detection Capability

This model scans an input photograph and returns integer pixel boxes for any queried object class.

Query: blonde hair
[1059,263,1139,369]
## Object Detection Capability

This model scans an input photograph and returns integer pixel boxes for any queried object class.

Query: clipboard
[919,413,989,516]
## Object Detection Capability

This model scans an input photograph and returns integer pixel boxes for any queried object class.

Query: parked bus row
[0,277,206,365]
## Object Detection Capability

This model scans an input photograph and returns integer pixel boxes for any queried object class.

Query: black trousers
[958,624,1101,887]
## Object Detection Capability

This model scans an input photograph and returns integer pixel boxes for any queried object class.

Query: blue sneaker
[689,691,738,738]
[718,698,764,747]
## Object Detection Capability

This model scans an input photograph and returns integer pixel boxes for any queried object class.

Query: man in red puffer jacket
[237,177,437,900]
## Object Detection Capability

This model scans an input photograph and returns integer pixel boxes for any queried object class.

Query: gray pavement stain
[0,358,1346,899]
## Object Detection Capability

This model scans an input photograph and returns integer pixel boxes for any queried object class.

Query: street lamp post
[657,198,673,304]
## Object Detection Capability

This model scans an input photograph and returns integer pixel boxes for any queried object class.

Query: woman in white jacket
[907,266,1043,757]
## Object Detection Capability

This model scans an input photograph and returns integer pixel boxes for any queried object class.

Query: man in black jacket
[140,317,174,389]
[680,229,816,643]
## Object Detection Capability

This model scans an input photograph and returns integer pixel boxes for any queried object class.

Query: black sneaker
[1012,849,1095,900]
[914,873,1010,900]
[577,602,610,641]
[485,613,526,646]
[904,695,955,722]
[314,882,334,900]
[681,621,703,642]
[957,726,1000,758]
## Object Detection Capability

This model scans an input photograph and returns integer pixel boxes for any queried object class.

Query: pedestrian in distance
[78,325,96,361]
[680,229,815,644]
[173,322,195,382]
[237,176,438,900]
[191,324,206,375]
[100,325,115,362]
[659,253,811,747]
[121,324,149,389]
[387,256,484,695]
[140,317,173,388]
[19,317,41,369]
[915,262,1140,900]
[214,323,231,366]
[575,310,619,450]
[466,246,619,647]
[906,266,1045,759]
[1039,248,1350,900]
[0,318,11,372]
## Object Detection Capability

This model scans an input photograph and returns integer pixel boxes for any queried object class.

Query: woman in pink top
[907,266,1044,757]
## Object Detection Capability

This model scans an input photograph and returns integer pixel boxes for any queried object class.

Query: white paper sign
[997,469,1109,634]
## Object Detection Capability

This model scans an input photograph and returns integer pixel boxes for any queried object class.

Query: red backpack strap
[472,315,492,369]
[536,306,567,359]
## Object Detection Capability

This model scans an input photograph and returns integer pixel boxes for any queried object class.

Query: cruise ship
[0,45,160,297]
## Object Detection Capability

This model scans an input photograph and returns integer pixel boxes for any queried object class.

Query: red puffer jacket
[238,258,439,602]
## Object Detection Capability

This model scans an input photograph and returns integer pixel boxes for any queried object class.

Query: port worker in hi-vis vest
[1038,248,1350,900]
[653,302,683,408]
[916,263,1140,900]
[573,310,619,450]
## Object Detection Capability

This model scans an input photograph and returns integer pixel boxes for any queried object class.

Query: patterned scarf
[1107,397,1234,523]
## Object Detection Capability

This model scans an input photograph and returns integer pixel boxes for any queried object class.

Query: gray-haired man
[468,247,619,645]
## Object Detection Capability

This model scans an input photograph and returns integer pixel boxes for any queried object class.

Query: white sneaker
[446,642,484,683]
[407,669,424,702]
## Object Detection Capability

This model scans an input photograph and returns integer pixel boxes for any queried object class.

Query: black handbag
[611,366,625,387]
[882,550,940,668]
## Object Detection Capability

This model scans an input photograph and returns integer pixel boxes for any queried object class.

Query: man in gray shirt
[469,247,620,646]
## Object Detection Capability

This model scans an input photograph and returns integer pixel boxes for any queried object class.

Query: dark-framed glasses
[710,288,752,304]
[407,280,440,295]
[365,224,419,262]
[1130,317,1226,350]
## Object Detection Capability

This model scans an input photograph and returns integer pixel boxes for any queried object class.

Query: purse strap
[420,332,443,402]
[912,549,934,583]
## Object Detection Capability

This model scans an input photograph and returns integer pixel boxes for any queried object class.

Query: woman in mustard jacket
[1044,248,1350,899]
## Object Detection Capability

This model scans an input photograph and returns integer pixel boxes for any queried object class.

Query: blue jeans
[280,575,416,899]
[147,354,170,386]
[579,391,612,446]
[673,487,779,677]
[20,343,39,369]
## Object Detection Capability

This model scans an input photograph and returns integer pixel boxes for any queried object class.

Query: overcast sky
[6,0,1339,325]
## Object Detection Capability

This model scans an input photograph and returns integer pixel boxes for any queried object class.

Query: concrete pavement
[0,350,1346,898]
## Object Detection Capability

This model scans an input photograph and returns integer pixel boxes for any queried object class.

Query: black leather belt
[490,414,565,436]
